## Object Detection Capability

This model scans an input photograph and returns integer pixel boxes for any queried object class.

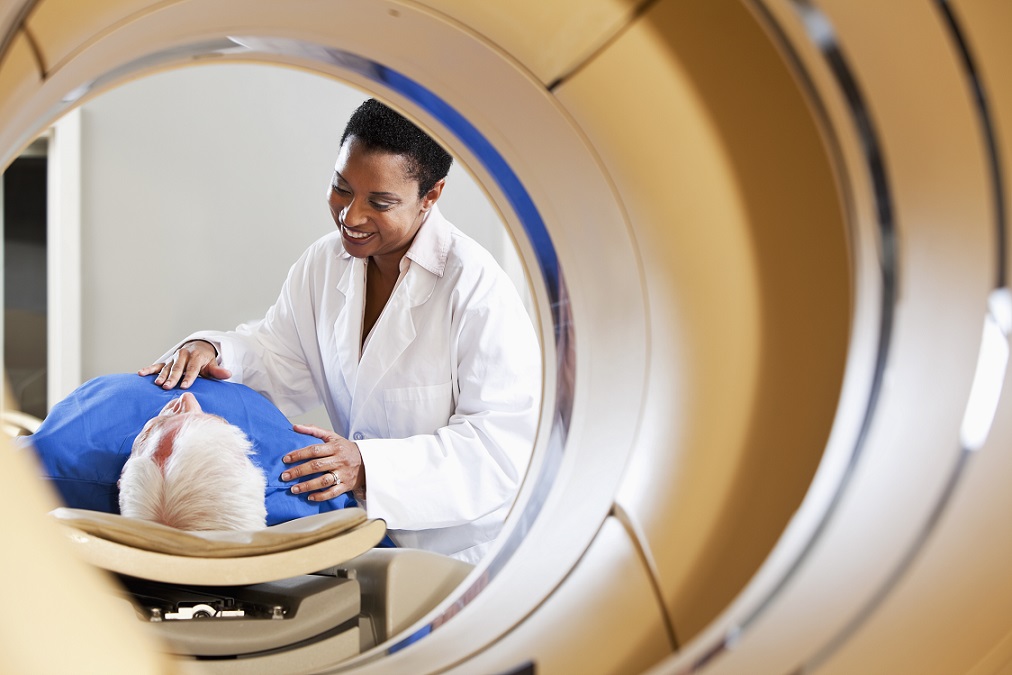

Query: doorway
[3,137,48,419]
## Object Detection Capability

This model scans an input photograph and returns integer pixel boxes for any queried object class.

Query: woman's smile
[342,225,374,242]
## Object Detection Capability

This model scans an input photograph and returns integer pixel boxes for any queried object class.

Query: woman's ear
[422,178,446,211]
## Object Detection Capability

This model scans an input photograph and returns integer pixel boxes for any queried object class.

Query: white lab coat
[174,206,542,563]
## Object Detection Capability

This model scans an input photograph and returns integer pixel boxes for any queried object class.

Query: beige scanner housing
[2,1,1012,673]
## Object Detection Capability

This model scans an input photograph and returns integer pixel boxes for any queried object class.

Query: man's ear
[422,178,445,211]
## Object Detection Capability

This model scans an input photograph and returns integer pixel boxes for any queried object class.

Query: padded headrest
[51,507,387,585]
[51,507,368,557]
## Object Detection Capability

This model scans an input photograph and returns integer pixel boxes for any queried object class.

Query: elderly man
[21,373,365,530]
[117,391,267,530]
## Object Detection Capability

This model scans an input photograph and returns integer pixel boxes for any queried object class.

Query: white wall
[74,63,526,424]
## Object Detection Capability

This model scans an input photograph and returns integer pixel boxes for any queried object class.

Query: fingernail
[283,455,292,463]
[291,484,300,494]
[281,472,290,481]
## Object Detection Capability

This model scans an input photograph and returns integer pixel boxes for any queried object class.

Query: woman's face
[327,136,444,265]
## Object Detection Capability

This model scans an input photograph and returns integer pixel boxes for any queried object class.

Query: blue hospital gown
[22,373,388,533]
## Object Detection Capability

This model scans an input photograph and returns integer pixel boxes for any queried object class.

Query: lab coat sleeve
[158,245,324,417]
[357,276,541,531]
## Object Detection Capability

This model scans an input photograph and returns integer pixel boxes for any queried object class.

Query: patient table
[50,507,473,671]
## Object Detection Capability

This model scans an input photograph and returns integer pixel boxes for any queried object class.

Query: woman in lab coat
[139,99,542,563]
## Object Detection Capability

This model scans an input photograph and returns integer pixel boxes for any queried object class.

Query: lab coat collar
[404,204,451,278]
[333,205,450,424]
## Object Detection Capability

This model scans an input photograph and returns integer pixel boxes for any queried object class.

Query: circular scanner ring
[3,0,1011,673]
[0,2,647,670]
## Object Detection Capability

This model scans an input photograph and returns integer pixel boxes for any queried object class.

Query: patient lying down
[24,373,368,533]
[118,392,267,531]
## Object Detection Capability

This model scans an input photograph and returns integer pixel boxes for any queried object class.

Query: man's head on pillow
[118,392,267,531]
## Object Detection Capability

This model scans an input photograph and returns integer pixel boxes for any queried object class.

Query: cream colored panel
[0,442,170,673]
[27,0,162,71]
[0,0,26,45]
[445,517,672,675]
[970,629,1012,675]
[810,0,1012,671]
[414,0,638,85]
[0,31,42,163]
[816,356,1012,670]
[951,0,1012,229]
[556,0,849,643]
[174,626,360,674]
[658,0,995,671]
[340,548,473,642]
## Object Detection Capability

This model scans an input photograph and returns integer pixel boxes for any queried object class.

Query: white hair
[119,415,267,531]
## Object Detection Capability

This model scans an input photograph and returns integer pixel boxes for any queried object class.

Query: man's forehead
[134,411,228,459]
[149,410,226,427]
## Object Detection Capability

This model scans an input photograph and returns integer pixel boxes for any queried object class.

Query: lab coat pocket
[382,381,454,439]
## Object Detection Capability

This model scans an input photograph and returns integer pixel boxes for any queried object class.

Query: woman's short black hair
[340,99,453,198]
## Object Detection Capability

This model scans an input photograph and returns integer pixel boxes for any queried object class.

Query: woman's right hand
[137,340,232,390]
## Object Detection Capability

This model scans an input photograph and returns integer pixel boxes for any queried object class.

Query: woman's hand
[281,424,365,501]
[137,340,232,390]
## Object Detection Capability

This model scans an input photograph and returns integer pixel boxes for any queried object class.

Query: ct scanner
[1,0,1011,673]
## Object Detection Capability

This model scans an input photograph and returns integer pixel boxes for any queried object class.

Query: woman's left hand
[281,424,364,501]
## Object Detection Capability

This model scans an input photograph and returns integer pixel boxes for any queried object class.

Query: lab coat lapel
[333,254,365,396]
[351,265,437,423]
